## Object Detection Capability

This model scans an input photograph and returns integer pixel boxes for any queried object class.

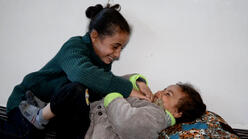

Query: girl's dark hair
[175,82,206,124]
[85,4,131,37]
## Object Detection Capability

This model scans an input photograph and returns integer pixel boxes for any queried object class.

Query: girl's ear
[90,29,99,43]
[173,111,183,118]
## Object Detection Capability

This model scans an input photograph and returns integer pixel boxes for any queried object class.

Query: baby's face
[153,85,186,118]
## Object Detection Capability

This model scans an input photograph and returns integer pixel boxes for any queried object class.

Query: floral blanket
[158,111,239,139]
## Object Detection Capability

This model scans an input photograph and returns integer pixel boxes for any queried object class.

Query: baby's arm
[104,95,167,139]
[122,74,153,101]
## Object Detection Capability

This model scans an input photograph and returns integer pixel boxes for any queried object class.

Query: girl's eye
[113,45,119,49]
[112,43,122,49]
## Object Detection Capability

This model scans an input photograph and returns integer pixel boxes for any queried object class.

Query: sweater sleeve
[106,98,167,139]
[56,37,132,97]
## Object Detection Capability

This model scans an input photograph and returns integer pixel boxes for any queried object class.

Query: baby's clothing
[85,97,174,139]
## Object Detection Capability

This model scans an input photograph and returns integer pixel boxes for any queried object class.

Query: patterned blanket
[158,111,239,139]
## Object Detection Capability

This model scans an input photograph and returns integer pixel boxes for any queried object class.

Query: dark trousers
[0,82,100,139]
[50,82,92,139]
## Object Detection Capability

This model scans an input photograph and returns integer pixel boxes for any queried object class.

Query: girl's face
[90,30,130,64]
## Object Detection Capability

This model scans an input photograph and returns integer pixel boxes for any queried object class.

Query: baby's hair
[175,82,206,123]
[85,4,131,38]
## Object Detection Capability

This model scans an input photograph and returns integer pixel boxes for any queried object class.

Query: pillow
[158,111,239,139]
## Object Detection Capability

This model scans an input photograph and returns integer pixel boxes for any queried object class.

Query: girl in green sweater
[1,4,152,139]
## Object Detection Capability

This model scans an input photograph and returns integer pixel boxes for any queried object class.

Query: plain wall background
[0,0,247,129]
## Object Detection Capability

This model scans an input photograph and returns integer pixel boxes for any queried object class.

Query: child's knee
[50,82,87,115]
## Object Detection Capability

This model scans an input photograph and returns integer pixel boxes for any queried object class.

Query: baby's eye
[164,92,171,96]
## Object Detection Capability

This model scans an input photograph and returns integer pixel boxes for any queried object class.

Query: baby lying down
[85,74,206,139]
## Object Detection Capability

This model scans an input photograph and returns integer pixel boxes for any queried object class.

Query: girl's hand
[129,89,151,102]
[136,81,154,101]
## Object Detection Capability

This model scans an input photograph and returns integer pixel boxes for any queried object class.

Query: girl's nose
[113,49,121,59]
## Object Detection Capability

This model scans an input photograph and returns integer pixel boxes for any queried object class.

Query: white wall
[0,0,247,129]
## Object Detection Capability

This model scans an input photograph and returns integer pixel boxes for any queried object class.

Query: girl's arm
[56,37,132,97]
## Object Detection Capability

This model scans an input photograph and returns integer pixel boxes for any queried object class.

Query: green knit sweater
[7,33,133,113]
